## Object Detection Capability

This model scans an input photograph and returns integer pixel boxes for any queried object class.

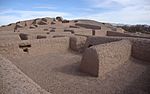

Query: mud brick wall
[69,36,87,53]
[80,40,131,77]
[84,36,150,62]
[0,55,50,94]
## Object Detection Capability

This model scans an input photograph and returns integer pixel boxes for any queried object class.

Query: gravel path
[10,53,150,94]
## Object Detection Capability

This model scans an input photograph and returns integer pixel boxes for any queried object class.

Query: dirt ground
[9,52,150,94]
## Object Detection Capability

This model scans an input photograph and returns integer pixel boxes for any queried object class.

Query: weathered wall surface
[50,32,73,38]
[19,27,48,32]
[75,23,101,29]
[0,34,21,42]
[0,55,50,94]
[130,38,150,62]
[69,36,87,53]
[0,37,70,57]
[84,36,150,62]
[73,28,92,36]
[0,41,23,58]
[29,37,70,55]
[107,31,150,39]
[84,36,121,49]
[107,31,133,37]
[18,32,73,40]
[116,28,125,33]
[80,40,131,77]
[0,23,16,32]
[95,30,107,36]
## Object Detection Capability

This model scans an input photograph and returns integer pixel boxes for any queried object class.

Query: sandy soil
[9,52,150,94]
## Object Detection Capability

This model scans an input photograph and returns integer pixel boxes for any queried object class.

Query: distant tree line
[117,25,150,34]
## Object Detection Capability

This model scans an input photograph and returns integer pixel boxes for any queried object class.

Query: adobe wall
[25,20,34,27]
[75,23,101,29]
[28,37,70,55]
[50,32,73,38]
[84,36,150,62]
[19,29,49,34]
[0,55,50,94]
[18,31,73,40]
[0,41,24,58]
[0,34,21,42]
[107,31,133,37]
[19,27,49,32]
[84,36,121,48]
[130,38,150,62]
[116,28,125,33]
[0,31,19,35]
[0,37,70,57]
[73,28,92,36]
[80,40,131,77]
[107,31,150,39]
[0,23,16,31]
[69,36,87,53]
[95,30,107,36]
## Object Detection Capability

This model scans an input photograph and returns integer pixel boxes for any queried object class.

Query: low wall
[107,31,133,37]
[73,28,92,36]
[0,23,16,31]
[80,40,131,77]
[0,37,70,57]
[0,34,21,42]
[75,23,101,29]
[116,28,125,33]
[69,36,87,53]
[84,36,121,48]
[50,32,73,38]
[107,31,150,39]
[95,30,107,36]
[28,37,70,55]
[84,36,150,62]
[0,41,23,58]
[19,28,48,33]
[0,55,50,94]
[18,32,73,40]
[100,25,112,33]
[131,38,150,62]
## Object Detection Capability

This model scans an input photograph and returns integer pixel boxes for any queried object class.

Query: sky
[0,0,150,25]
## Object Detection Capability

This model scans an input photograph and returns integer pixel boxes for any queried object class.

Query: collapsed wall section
[80,40,132,77]
[0,55,50,94]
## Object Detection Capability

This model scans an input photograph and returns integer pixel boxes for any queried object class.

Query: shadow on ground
[122,59,150,94]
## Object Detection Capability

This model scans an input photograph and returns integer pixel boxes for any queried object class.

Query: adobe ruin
[0,17,150,94]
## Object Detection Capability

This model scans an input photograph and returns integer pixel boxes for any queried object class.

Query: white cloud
[74,6,150,24]
[86,0,149,8]
[81,0,150,24]
[33,6,57,10]
[0,9,70,25]
[0,0,150,25]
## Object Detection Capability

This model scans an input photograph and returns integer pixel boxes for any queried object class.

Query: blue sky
[0,0,150,25]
